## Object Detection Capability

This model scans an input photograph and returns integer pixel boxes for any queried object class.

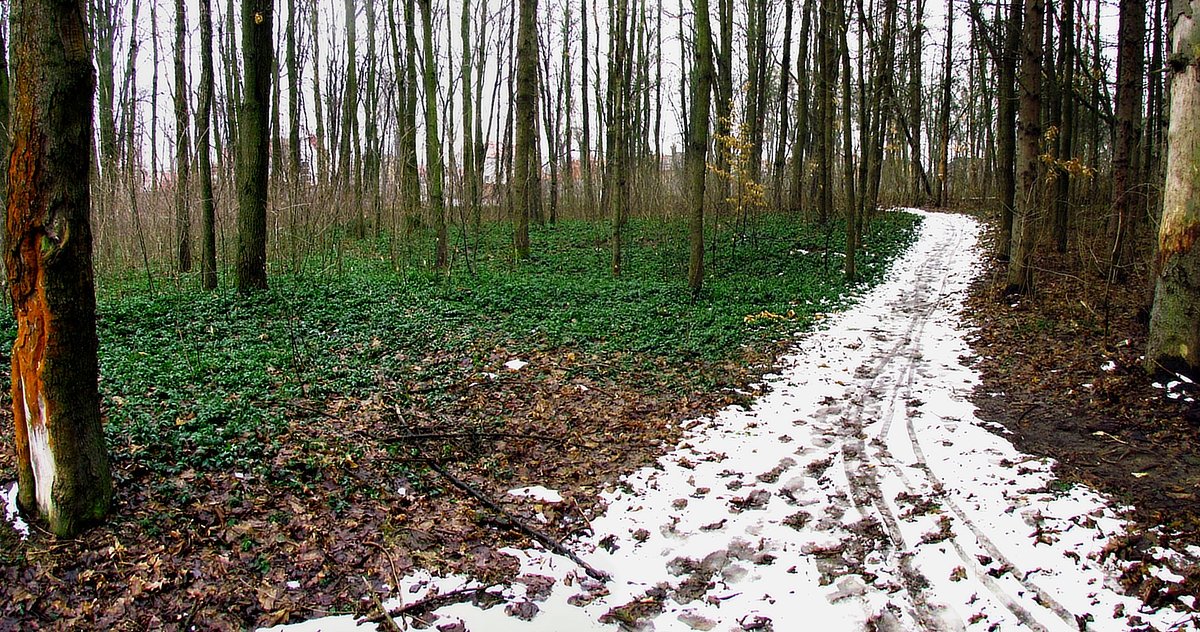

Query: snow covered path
[271,211,1191,632]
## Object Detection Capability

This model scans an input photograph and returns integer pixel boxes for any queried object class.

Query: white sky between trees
[101,0,1120,183]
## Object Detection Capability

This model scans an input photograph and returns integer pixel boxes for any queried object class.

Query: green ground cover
[2,211,921,477]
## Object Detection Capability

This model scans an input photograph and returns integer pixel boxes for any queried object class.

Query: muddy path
[273,211,1194,632]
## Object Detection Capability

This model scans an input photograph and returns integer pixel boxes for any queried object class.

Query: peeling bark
[6,0,112,536]
[1146,2,1200,374]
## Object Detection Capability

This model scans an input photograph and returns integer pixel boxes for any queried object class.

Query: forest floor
[3,211,1199,631]
[965,221,1200,612]
[262,212,1200,632]
[0,215,919,630]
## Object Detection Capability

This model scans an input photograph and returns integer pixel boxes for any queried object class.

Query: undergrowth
[0,211,921,476]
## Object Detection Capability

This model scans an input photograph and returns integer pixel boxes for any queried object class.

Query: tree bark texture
[199,0,218,290]
[513,0,538,259]
[174,0,192,273]
[1004,0,1043,294]
[687,0,714,296]
[235,0,273,292]
[1146,0,1200,374]
[6,0,112,536]
[1108,0,1146,277]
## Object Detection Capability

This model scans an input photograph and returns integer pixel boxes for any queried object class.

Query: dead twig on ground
[389,404,612,583]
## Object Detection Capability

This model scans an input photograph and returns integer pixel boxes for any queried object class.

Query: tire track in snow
[830,217,1072,631]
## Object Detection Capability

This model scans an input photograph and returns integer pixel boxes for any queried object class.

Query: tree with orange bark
[5,0,113,536]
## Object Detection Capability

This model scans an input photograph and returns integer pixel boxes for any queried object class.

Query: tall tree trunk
[342,0,363,237]
[1004,0,1043,294]
[462,0,480,229]
[174,0,193,273]
[365,0,381,236]
[310,4,328,187]
[401,0,422,226]
[514,0,538,259]
[771,0,794,211]
[199,0,218,291]
[418,0,448,268]
[995,0,1021,260]
[816,1,835,225]
[1107,0,1145,280]
[788,1,813,215]
[235,0,273,292]
[839,0,857,281]
[608,0,632,276]
[1146,0,1200,374]
[286,0,301,183]
[687,0,714,296]
[90,0,119,181]
[906,0,928,205]
[1051,0,1074,252]
[580,0,594,213]
[6,0,112,537]
[934,0,953,207]
[742,0,768,184]
[0,28,10,216]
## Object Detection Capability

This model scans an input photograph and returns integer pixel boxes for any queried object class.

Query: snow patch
[508,486,564,504]
[3,482,30,538]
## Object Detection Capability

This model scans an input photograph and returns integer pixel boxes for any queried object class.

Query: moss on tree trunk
[1146,2,1200,374]
[6,0,112,537]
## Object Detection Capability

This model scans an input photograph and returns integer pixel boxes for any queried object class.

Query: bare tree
[235,0,274,292]
[174,0,193,272]
[1004,0,1043,294]
[199,0,218,290]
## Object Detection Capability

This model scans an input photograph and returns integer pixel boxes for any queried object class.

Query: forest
[1,0,1199,628]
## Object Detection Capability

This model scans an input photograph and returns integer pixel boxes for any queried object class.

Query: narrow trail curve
[271,211,1190,632]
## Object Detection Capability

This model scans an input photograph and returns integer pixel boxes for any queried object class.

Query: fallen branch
[361,586,500,626]
[391,406,611,583]
[379,431,565,445]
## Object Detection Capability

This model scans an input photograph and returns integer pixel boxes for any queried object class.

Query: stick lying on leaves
[362,585,504,627]
[391,405,611,583]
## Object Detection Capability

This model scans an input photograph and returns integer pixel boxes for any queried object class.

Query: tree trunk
[788,1,813,215]
[462,0,480,230]
[1145,0,1200,375]
[1051,0,1074,253]
[342,0,363,237]
[771,0,794,211]
[934,0,953,208]
[365,0,381,236]
[687,0,714,296]
[608,0,632,276]
[174,0,193,273]
[286,0,301,183]
[995,0,1021,260]
[839,0,857,281]
[514,0,538,259]
[816,1,835,225]
[90,0,119,180]
[6,0,112,537]
[1004,0,1043,295]
[235,0,273,293]
[199,0,218,291]
[0,28,10,216]
[400,0,422,227]
[310,3,328,187]
[1107,0,1145,280]
[418,0,448,268]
